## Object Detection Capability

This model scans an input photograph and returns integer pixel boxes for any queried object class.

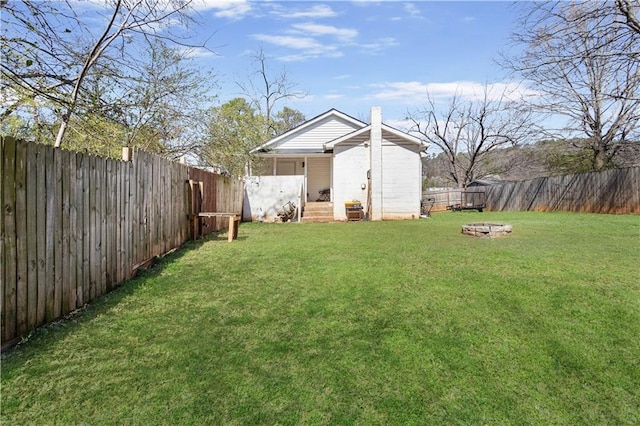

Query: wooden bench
[198,212,241,242]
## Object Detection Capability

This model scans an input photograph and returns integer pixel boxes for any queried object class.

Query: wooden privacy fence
[422,189,463,212]
[484,167,640,214]
[1,138,243,348]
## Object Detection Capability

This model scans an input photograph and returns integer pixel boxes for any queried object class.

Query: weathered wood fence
[1,138,243,348]
[423,167,640,214]
[485,167,640,214]
[422,188,463,212]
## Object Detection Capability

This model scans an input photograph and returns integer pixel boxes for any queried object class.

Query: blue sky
[189,1,525,127]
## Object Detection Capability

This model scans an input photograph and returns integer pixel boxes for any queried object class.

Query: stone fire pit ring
[462,222,512,238]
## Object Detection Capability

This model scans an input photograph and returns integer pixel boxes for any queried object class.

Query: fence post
[122,146,132,162]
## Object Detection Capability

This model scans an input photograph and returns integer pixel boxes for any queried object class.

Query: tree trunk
[54,112,70,148]
[593,145,606,171]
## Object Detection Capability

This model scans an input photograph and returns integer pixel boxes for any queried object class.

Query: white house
[243,107,428,222]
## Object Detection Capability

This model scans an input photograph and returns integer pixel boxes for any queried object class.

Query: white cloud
[352,0,384,7]
[251,33,343,61]
[252,21,361,61]
[193,0,251,19]
[277,4,337,19]
[369,80,540,104]
[250,8,397,62]
[278,51,344,62]
[358,37,398,53]
[324,94,345,100]
[180,46,217,59]
[404,3,422,18]
[252,34,324,50]
[291,23,358,42]
[369,81,429,103]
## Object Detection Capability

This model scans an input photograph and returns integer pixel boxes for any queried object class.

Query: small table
[198,213,241,242]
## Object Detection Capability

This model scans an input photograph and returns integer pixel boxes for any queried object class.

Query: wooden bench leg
[227,215,240,242]
[233,217,240,240]
[228,216,235,242]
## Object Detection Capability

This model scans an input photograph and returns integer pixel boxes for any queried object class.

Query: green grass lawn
[2,212,639,424]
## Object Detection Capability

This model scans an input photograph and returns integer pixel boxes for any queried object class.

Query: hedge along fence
[1,137,243,348]
[484,166,640,214]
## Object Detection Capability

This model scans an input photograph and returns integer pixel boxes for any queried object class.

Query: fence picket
[68,151,78,311]
[75,153,86,308]
[0,137,4,341]
[26,142,38,331]
[15,140,28,336]
[81,154,91,306]
[35,144,47,324]
[482,167,640,214]
[61,150,71,315]
[3,137,18,342]
[3,140,243,348]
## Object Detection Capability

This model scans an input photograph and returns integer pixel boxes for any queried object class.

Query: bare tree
[503,1,640,170]
[616,0,640,37]
[407,87,534,188]
[236,47,306,136]
[1,0,203,148]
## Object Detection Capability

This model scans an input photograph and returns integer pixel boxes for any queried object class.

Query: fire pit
[462,222,512,237]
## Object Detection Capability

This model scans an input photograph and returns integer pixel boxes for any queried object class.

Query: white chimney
[370,106,383,221]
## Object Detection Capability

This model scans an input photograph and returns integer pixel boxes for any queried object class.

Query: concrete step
[302,202,334,222]
[303,202,333,212]
[304,210,333,217]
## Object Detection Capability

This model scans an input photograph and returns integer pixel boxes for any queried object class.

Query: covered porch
[261,153,333,203]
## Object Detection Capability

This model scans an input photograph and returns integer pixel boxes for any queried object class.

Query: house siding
[271,116,363,152]
[333,141,370,220]
[381,140,422,219]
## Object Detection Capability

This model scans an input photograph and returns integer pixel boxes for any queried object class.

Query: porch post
[304,156,308,202]
[329,156,333,202]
